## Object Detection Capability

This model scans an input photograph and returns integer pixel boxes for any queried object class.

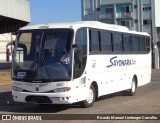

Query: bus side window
[98,31,102,52]
[89,30,100,53]
[74,28,87,79]
[141,36,146,52]
[102,31,112,53]
[138,36,142,52]
[146,37,150,52]
[133,35,141,52]
[124,33,131,52]
[129,35,134,52]
[113,32,123,52]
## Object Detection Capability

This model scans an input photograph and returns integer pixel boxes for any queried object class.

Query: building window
[143,6,151,11]
[84,0,92,9]
[106,7,114,18]
[143,20,151,25]
[120,6,129,13]
[134,5,137,9]
[121,20,130,28]
[120,6,132,18]
[135,19,138,23]
[97,8,100,11]
[106,7,114,14]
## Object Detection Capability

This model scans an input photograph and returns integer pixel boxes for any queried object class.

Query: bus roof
[20,21,150,36]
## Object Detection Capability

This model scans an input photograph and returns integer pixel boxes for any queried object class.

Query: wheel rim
[87,88,94,104]
[131,80,136,93]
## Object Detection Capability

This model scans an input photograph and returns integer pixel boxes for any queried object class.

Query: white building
[0,33,16,62]
[0,0,30,63]
[82,0,160,69]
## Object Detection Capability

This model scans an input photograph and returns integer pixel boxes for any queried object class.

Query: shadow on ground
[0,91,82,113]
[0,90,132,113]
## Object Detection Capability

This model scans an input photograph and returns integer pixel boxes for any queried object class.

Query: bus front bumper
[12,91,74,104]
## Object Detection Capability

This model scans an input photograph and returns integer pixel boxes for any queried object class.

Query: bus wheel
[81,85,95,108]
[128,77,137,96]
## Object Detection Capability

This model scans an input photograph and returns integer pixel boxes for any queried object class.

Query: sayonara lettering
[107,56,136,68]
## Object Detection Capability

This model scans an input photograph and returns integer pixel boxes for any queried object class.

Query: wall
[0,0,30,22]
[0,33,16,62]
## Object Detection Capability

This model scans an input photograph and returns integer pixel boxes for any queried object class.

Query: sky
[30,0,81,24]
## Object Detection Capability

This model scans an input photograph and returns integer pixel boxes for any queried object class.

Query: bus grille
[25,96,52,103]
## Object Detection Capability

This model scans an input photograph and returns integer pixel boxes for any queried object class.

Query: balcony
[99,13,114,20]
[117,12,133,19]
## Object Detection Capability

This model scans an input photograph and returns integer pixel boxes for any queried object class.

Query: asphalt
[0,69,11,86]
[0,69,160,123]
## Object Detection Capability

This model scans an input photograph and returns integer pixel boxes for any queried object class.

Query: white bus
[12,21,151,107]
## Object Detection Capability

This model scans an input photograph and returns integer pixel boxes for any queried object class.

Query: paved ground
[0,70,160,123]
[0,69,11,86]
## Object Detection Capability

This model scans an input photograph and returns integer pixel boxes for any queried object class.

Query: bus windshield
[12,29,73,82]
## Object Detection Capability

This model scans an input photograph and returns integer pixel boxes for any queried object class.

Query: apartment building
[82,0,160,68]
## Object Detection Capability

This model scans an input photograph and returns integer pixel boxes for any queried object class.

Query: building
[82,0,160,69]
[0,33,16,62]
[0,0,30,66]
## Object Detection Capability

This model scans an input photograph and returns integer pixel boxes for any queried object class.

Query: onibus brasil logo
[107,56,136,68]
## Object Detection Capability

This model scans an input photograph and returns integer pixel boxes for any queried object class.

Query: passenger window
[89,30,100,53]
[113,32,123,52]
[75,28,87,55]
[133,35,141,52]
[124,33,132,52]
[141,37,146,52]
[102,31,112,52]
[146,37,150,52]
[74,28,87,79]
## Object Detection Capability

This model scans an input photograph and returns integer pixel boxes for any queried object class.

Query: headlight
[53,87,71,93]
[12,86,24,92]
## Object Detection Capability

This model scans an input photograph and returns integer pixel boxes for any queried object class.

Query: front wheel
[81,85,95,108]
[128,77,137,96]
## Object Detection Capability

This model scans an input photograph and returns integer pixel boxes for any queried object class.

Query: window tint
[113,32,123,52]
[88,29,150,54]
[141,37,146,52]
[89,30,100,52]
[124,34,133,52]
[75,28,87,55]
[133,35,141,51]
[146,37,150,52]
[102,31,112,52]
[74,28,87,79]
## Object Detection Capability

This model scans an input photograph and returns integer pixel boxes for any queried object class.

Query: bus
[12,21,151,107]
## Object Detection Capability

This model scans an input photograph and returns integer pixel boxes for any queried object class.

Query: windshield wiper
[39,32,54,81]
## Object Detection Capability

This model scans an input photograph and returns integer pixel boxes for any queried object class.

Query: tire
[128,77,137,96]
[81,85,95,108]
